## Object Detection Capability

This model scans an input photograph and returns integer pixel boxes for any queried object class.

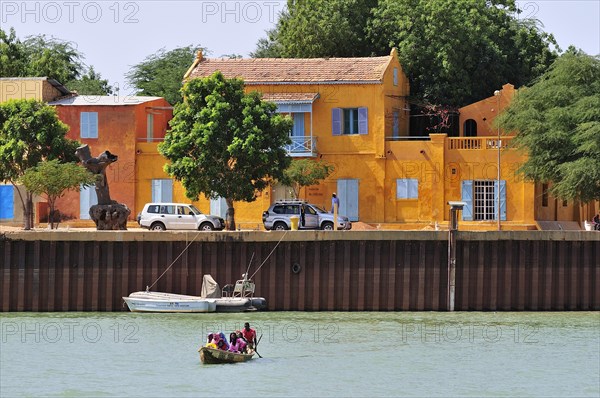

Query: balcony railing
[286,135,317,157]
[448,136,513,150]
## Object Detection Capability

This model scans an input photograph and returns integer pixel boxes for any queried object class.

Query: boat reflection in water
[122,275,266,313]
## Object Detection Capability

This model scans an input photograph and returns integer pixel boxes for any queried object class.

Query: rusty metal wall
[1,232,598,311]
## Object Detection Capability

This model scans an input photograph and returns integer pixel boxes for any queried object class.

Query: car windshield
[310,205,327,214]
[188,205,202,215]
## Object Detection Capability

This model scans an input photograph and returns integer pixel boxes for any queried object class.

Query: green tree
[251,29,283,58]
[0,99,81,229]
[0,28,26,76]
[159,72,293,230]
[497,49,600,203]
[126,45,203,106]
[20,160,97,229]
[254,0,558,107]
[281,159,334,199]
[0,27,110,93]
[20,34,83,83]
[66,67,113,95]
[252,0,378,58]
[368,0,558,106]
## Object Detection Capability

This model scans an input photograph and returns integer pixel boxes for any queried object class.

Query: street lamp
[494,89,501,231]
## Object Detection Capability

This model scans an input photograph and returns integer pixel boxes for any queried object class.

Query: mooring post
[447,201,466,311]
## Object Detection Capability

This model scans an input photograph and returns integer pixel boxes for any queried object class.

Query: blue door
[337,179,359,221]
[210,197,227,218]
[152,179,173,203]
[0,185,14,220]
[80,185,98,219]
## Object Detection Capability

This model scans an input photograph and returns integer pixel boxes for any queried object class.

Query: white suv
[262,200,352,231]
[137,203,225,231]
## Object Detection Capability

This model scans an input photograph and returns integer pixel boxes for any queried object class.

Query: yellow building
[135,52,591,230]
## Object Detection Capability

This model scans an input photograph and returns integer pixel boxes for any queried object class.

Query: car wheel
[150,222,166,231]
[199,222,214,231]
[273,222,288,231]
[321,222,334,231]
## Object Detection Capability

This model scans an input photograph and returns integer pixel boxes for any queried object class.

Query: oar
[254,334,263,358]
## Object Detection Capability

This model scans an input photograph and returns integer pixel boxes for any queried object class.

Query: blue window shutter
[292,113,305,137]
[80,185,89,219]
[393,68,398,86]
[408,179,418,199]
[332,108,341,136]
[496,180,507,221]
[461,180,473,221]
[210,197,227,218]
[393,111,399,137]
[151,180,160,202]
[80,112,88,138]
[162,180,173,202]
[152,179,173,202]
[90,112,98,138]
[80,185,97,219]
[358,107,368,135]
[396,179,407,199]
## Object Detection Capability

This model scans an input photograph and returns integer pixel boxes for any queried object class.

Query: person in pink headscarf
[228,332,247,353]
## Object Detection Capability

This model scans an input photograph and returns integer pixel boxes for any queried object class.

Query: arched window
[464,119,477,137]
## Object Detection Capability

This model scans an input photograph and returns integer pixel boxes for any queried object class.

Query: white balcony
[286,136,317,157]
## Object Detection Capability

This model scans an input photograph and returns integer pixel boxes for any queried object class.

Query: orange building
[50,95,172,223]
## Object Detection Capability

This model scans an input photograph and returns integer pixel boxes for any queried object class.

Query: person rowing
[241,322,257,350]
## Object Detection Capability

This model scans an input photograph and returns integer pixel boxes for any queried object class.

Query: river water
[1,312,598,397]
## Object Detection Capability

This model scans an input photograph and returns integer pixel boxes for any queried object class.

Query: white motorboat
[122,275,267,313]
[123,291,217,313]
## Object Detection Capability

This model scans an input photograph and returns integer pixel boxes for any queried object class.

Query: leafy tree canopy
[497,49,600,203]
[20,160,97,228]
[66,67,113,95]
[251,0,378,58]
[253,0,558,106]
[126,45,204,105]
[0,99,81,228]
[281,159,335,199]
[0,27,112,95]
[158,72,293,229]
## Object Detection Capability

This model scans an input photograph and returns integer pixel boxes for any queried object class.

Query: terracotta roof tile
[188,55,392,84]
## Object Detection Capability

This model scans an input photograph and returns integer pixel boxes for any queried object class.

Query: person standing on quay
[331,192,340,214]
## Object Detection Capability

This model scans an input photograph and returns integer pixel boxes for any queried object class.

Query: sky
[1,0,599,95]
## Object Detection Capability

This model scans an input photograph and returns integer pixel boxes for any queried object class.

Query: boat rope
[249,230,288,280]
[146,230,203,291]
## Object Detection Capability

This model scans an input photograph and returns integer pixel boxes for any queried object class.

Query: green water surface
[1,312,598,397]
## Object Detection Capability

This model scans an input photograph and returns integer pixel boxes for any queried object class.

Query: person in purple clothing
[331,192,340,213]
[212,332,230,351]
[228,332,247,353]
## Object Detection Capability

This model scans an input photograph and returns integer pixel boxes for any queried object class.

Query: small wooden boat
[198,346,255,364]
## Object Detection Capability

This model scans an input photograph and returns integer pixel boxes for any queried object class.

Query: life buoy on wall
[291,263,301,274]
